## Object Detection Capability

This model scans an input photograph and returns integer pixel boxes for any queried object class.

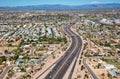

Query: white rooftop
[104,64,116,69]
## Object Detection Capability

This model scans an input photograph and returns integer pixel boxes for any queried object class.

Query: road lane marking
[51,27,79,79]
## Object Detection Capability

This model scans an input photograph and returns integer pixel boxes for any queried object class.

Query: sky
[0,0,120,7]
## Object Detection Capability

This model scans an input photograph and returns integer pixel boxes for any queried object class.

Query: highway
[44,18,83,79]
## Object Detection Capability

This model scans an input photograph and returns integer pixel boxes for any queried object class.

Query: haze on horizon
[0,0,120,7]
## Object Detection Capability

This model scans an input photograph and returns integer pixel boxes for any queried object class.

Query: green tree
[4,50,8,53]
[0,56,6,65]
[101,73,105,79]
[81,65,84,71]
[107,73,112,79]
[85,74,89,79]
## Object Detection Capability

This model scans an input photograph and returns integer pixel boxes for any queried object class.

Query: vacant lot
[0,46,17,52]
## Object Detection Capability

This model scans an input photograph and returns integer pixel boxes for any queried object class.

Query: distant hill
[1,3,120,10]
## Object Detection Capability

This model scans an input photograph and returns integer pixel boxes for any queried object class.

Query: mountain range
[1,3,120,10]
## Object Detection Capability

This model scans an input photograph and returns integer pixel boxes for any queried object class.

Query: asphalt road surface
[83,58,98,79]
[0,66,10,79]
[44,18,83,79]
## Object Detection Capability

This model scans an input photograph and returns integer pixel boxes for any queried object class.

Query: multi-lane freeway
[44,18,83,79]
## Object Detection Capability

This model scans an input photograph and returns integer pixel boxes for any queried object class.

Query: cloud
[90,1,101,4]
